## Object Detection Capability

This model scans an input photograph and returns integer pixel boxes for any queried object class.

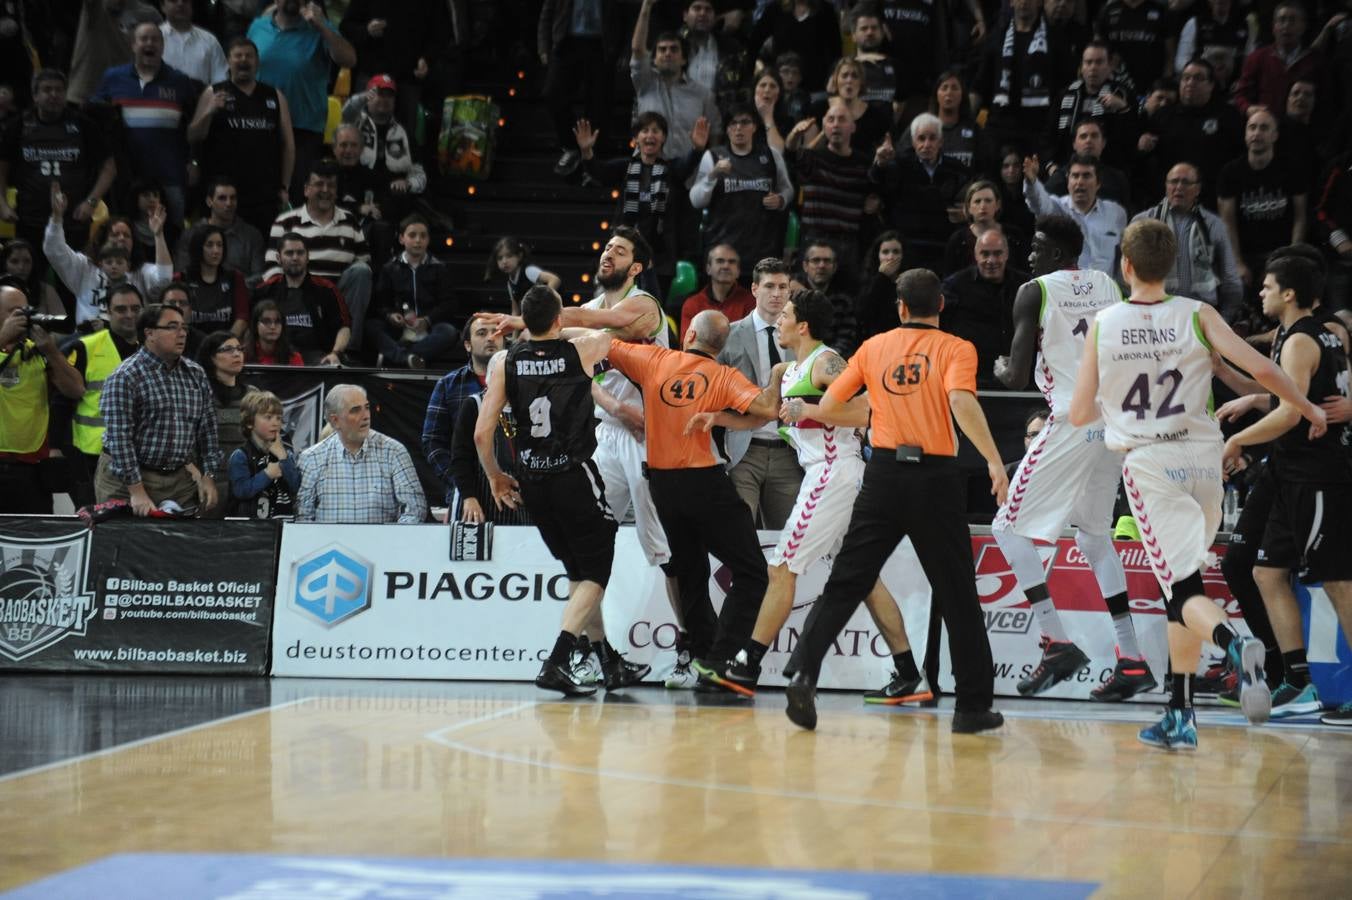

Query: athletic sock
[746,640,769,667]
[1212,622,1238,654]
[1104,591,1140,657]
[548,631,577,666]
[1283,649,1311,687]
[1027,583,1068,642]
[1170,673,1193,710]
[893,650,920,682]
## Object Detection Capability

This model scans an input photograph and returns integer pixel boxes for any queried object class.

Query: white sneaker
[662,650,697,689]
[569,650,603,685]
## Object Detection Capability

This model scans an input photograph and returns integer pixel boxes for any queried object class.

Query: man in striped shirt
[786,99,879,279]
[265,159,373,351]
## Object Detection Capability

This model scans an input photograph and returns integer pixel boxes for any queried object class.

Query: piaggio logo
[291,544,374,627]
[0,530,96,661]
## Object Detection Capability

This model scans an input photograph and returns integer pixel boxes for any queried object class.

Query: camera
[20,307,69,330]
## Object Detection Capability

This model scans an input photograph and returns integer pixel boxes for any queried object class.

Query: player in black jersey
[1222,256,1352,723]
[474,285,648,696]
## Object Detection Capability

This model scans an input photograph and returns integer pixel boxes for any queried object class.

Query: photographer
[0,278,84,514]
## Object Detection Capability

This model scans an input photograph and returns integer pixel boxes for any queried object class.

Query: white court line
[0,696,316,785]
[423,700,1351,847]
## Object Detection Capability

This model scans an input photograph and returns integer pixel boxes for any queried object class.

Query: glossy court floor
[2,675,1350,898]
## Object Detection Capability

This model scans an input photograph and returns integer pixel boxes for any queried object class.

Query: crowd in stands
[3,0,1352,525]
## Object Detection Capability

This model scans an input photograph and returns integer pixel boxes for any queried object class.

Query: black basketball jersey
[5,108,105,223]
[503,338,598,481]
[202,81,283,197]
[1271,314,1352,483]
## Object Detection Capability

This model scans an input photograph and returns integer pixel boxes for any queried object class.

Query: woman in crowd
[197,330,256,517]
[178,225,250,336]
[753,69,792,151]
[855,230,907,341]
[2,239,68,326]
[807,57,892,154]
[245,300,304,366]
[941,180,1027,276]
[929,70,984,172]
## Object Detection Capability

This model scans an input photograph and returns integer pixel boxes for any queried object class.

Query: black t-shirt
[1217,156,1302,260]
[2,107,109,225]
[202,80,283,201]
[502,339,598,481]
[277,285,318,353]
[1095,0,1171,91]
[1270,315,1352,483]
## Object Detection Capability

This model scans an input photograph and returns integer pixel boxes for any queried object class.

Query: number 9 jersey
[1033,268,1122,416]
[1094,296,1220,452]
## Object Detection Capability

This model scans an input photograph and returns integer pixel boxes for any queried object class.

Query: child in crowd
[228,390,301,519]
[775,52,812,124]
[485,236,560,316]
[245,300,304,366]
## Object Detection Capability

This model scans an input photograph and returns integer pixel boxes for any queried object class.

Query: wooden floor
[2,677,1351,898]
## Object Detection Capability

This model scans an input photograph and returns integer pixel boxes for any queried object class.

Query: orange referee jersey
[825,323,977,456]
[607,339,763,470]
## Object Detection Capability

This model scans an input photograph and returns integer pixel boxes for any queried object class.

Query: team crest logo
[0,531,97,661]
[291,544,373,627]
[1203,118,1219,135]
[281,382,324,453]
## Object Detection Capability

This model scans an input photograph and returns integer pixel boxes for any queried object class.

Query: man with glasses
[1132,162,1243,320]
[1139,59,1243,205]
[797,240,859,358]
[678,244,754,340]
[94,302,222,515]
[689,103,792,287]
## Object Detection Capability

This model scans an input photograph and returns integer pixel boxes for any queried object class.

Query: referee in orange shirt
[780,269,1010,734]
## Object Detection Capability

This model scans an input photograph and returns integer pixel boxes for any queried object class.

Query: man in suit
[717,257,802,529]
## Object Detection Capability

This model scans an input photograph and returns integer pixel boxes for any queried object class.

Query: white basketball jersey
[585,286,669,426]
[777,344,863,468]
[1034,268,1122,414]
[1095,297,1220,452]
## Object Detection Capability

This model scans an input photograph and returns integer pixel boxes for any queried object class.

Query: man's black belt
[749,437,785,448]
[871,446,958,466]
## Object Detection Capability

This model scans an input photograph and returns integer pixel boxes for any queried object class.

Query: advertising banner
[0,517,277,674]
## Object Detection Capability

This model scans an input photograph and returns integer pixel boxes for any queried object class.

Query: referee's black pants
[648,466,769,661]
[787,455,995,712]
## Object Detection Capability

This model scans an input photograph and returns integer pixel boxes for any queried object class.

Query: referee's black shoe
[536,660,598,697]
[785,672,818,730]
[951,709,1005,734]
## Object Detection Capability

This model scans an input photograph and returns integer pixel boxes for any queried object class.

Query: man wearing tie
[717,258,804,528]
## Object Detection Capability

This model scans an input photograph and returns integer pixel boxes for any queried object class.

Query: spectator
[195,329,254,515]
[248,0,356,199]
[787,99,879,279]
[1049,42,1135,169]
[1139,59,1244,205]
[805,57,893,156]
[0,281,85,514]
[941,228,1029,388]
[175,177,266,282]
[855,230,906,341]
[689,103,792,280]
[678,0,751,109]
[1317,148,1352,308]
[876,0,950,108]
[331,123,385,224]
[177,225,249,337]
[1094,0,1173,89]
[264,159,373,351]
[1023,152,1128,273]
[486,236,561,317]
[449,368,532,526]
[716,257,802,530]
[1044,119,1132,209]
[976,0,1071,153]
[943,179,1028,278]
[94,302,220,515]
[630,0,722,160]
[997,144,1037,235]
[45,186,171,328]
[93,21,198,224]
[751,70,791,151]
[188,36,296,239]
[244,299,303,366]
[252,232,350,365]
[1131,161,1244,319]
[61,282,143,507]
[297,383,427,524]
[228,389,301,519]
[128,179,179,266]
[339,0,447,130]
[539,0,624,176]
[749,0,842,108]
[371,215,460,369]
[1277,77,1322,199]
[3,239,67,326]
[929,70,984,172]
[850,4,898,106]
[774,51,812,125]
[68,0,161,104]
[1233,2,1331,117]
[159,0,226,85]
[0,68,116,284]
[422,313,500,517]
[159,281,206,360]
[869,113,971,272]
[340,74,429,243]
[679,243,755,339]
[796,239,859,357]
[1175,0,1252,80]
[1218,106,1307,300]
[575,112,707,298]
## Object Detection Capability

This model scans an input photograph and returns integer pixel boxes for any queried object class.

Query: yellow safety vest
[70,329,124,455]
[0,341,49,454]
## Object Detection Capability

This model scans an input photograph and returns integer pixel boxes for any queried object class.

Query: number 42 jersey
[1095,297,1220,453]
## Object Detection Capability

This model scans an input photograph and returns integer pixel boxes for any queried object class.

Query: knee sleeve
[1075,529,1127,597]
[1167,571,1205,621]
[993,525,1048,590]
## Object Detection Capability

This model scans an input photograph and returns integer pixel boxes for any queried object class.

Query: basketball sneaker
[863,671,934,705]
[692,653,758,698]
[785,672,817,730]
[1269,681,1321,719]
[1090,652,1158,702]
[1320,702,1352,726]
[569,638,603,685]
[1192,659,1236,696]
[535,660,597,697]
[1227,636,1270,724]
[1138,708,1198,751]
[663,649,698,689]
[601,654,650,690]
[1017,637,1090,696]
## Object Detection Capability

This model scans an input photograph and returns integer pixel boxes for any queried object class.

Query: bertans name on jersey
[515,358,568,376]
[1110,326,1186,364]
